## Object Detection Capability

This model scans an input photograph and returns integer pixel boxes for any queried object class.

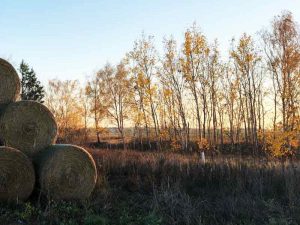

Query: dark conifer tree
[19,60,45,103]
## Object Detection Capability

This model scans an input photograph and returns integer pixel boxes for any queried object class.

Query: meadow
[1,148,300,225]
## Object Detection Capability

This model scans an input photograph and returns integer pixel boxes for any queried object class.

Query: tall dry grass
[87,149,300,225]
[1,148,299,224]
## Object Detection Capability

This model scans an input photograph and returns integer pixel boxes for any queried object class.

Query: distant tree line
[44,11,300,156]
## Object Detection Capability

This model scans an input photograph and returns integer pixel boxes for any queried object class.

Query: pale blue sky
[1,0,300,85]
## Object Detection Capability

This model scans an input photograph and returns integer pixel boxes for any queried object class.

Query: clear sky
[1,0,300,85]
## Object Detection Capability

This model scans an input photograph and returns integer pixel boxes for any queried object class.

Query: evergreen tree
[19,60,45,103]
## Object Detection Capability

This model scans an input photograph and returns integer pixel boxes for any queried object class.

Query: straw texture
[0,101,58,157]
[0,146,35,201]
[35,144,97,200]
[0,58,20,108]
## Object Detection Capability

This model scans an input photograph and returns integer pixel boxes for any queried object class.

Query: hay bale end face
[0,59,20,108]
[35,144,97,200]
[0,101,58,157]
[0,146,35,202]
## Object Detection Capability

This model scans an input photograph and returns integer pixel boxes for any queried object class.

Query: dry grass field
[1,148,300,225]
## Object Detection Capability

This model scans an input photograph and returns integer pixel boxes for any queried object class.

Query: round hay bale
[0,101,58,157]
[35,144,97,200]
[0,146,35,201]
[0,59,20,107]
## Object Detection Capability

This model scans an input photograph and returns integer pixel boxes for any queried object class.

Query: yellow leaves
[239,33,252,49]
[128,34,157,74]
[183,73,193,82]
[179,57,190,77]
[136,72,146,87]
[162,38,178,74]
[159,128,170,141]
[131,108,143,124]
[204,47,210,57]
[245,54,254,63]
[230,51,237,60]
[184,31,192,56]
[134,70,158,106]
[181,24,220,88]
[46,80,84,133]
[194,35,207,55]
[197,138,210,151]
[183,28,208,57]
[85,85,92,96]
[136,72,151,89]
[163,88,173,98]
[171,138,181,151]
[263,129,297,157]
[182,26,207,75]
[230,33,261,74]
[145,85,157,97]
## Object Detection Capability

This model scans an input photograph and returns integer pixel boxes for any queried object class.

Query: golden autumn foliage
[46,80,84,141]
[44,12,300,157]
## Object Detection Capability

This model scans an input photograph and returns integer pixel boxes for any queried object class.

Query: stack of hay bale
[0,58,97,202]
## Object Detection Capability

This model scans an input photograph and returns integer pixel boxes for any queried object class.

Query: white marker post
[201,151,206,164]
